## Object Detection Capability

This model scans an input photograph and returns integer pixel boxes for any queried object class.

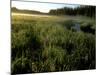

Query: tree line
[49,5,96,18]
[12,5,96,18]
[12,7,46,14]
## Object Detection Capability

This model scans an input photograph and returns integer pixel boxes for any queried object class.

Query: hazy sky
[12,1,80,13]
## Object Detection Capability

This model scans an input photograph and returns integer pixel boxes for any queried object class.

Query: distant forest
[49,5,96,18]
[12,5,96,18]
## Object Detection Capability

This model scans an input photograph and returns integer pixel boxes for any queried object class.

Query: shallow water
[71,23,81,31]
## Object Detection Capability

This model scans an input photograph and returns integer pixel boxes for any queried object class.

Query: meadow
[11,13,96,74]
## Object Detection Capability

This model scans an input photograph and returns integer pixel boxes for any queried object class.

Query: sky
[12,1,80,13]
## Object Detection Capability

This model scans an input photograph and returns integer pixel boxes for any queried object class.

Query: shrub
[80,22,95,34]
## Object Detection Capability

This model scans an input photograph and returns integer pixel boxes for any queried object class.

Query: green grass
[11,13,96,74]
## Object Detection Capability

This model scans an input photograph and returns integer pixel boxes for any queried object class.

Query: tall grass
[11,14,96,74]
